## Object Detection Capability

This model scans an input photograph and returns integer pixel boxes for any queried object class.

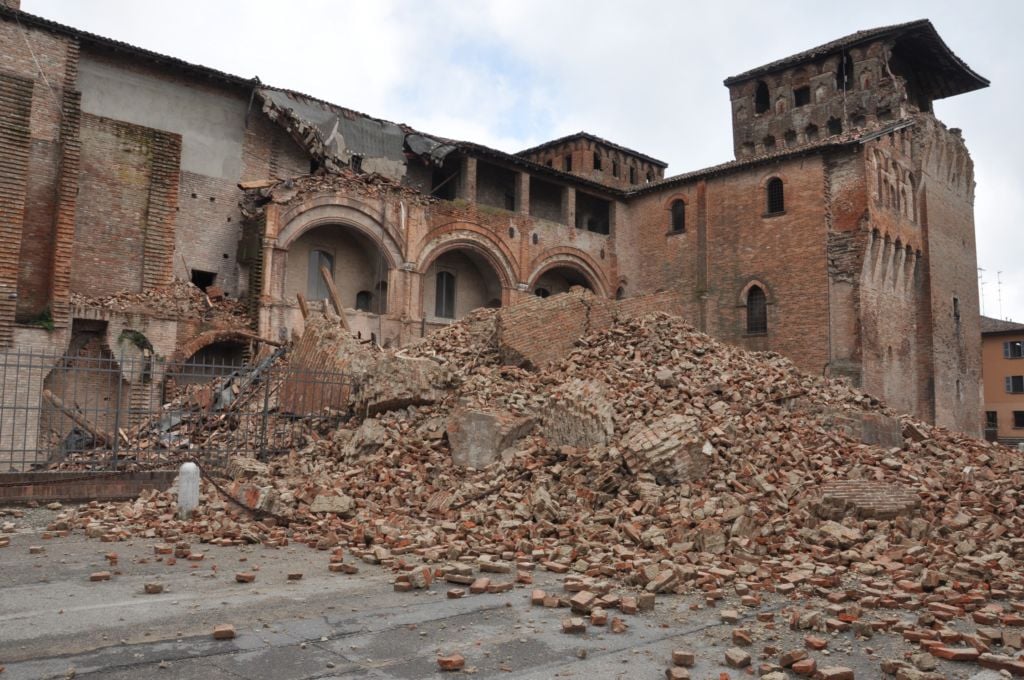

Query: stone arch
[527,250,610,299]
[738,278,773,305]
[416,225,519,290]
[276,199,403,270]
[169,329,264,367]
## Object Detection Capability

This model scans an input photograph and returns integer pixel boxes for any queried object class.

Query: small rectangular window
[1006,376,1024,394]
[953,296,961,322]
[793,86,810,107]
[1005,341,1024,359]
[593,152,602,171]
[1015,411,1024,428]
[985,411,998,428]
[435,270,455,319]
[612,160,620,178]
[563,155,572,172]
[629,167,637,184]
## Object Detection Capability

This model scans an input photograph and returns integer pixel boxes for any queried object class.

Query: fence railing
[0,347,351,472]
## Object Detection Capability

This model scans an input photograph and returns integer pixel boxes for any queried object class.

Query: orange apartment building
[981,317,1024,445]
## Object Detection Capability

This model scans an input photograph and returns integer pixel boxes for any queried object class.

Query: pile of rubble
[45,303,1024,677]
[70,280,250,326]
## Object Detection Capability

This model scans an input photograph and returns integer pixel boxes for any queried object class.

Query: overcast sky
[28,0,1024,322]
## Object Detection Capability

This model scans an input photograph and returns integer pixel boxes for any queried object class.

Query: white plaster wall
[77,54,247,179]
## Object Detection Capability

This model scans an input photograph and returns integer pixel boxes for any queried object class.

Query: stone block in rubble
[226,456,269,480]
[621,414,710,484]
[338,418,387,463]
[309,494,356,517]
[542,380,615,449]
[447,408,536,469]
[811,480,920,521]
[356,351,455,415]
[229,482,279,514]
[821,410,903,448]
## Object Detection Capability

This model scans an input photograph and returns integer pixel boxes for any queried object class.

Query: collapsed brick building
[0,0,988,467]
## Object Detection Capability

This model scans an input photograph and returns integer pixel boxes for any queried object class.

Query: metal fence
[0,347,352,472]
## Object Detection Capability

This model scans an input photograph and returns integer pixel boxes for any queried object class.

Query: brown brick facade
[0,10,988,440]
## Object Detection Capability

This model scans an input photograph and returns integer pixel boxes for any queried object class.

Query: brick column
[0,72,33,347]
[516,172,530,214]
[458,156,477,202]
[562,186,576,228]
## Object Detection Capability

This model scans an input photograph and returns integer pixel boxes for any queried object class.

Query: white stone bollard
[178,462,200,520]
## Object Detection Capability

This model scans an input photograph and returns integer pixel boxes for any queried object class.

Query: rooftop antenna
[997,271,1004,320]
[978,267,986,316]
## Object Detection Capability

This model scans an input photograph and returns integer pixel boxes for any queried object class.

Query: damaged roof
[258,87,420,169]
[517,131,668,168]
[257,87,625,197]
[724,19,988,101]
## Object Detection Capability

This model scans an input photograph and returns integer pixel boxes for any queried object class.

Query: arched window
[307,249,334,301]
[670,200,685,233]
[435,271,455,318]
[754,80,770,114]
[746,286,767,334]
[355,291,372,311]
[765,177,784,214]
[534,288,550,298]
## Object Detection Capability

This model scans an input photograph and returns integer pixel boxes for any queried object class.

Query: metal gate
[0,348,351,472]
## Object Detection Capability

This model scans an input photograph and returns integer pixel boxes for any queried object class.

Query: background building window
[1005,340,1024,358]
[435,271,455,319]
[307,249,334,301]
[746,286,767,334]
[1006,375,1024,394]
[766,177,785,214]
[1015,411,1024,428]
[670,200,686,233]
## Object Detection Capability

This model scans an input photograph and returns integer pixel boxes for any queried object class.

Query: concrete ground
[0,505,1002,679]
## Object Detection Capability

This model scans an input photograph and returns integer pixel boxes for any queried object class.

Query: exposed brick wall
[916,118,982,435]
[142,131,180,291]
[49,81,82,329]
[241,111,309,182]
[624,154,833,376]
[71,113,181,297]
[175,172,242,292]
[497,289,683,369]
[0,470,176,503]
[0,71,33,346]
[16,138,58,320]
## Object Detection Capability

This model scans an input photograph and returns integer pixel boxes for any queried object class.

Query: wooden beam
[319,265,350,330]
[296,292,309,319]
[42,389,113,447]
